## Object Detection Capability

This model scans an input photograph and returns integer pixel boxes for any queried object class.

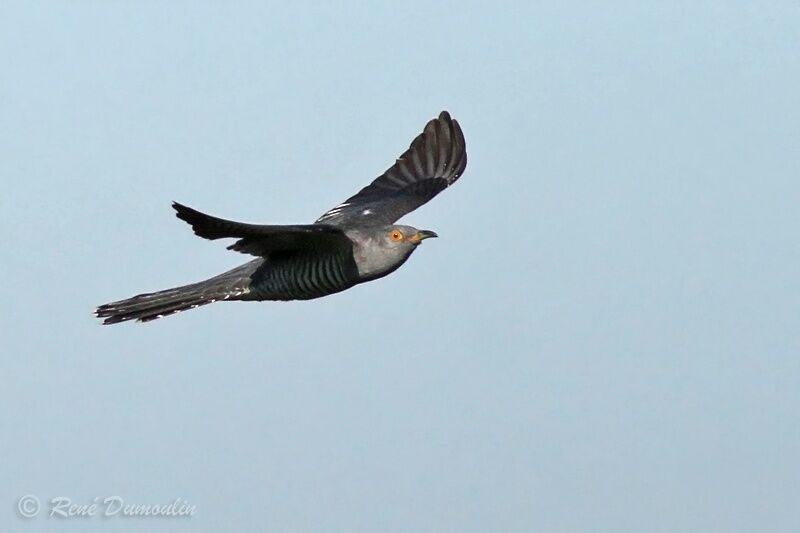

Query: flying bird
[96,111,467,324]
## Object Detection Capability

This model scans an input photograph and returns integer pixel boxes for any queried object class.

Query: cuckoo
[96,111,467,324]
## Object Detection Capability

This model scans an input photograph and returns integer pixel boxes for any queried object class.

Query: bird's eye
[390,230,404,241]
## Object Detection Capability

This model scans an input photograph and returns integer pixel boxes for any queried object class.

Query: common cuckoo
[96,111,467,324]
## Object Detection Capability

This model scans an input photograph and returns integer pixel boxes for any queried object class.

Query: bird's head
[349,225,438,281]
[382,225,438,248]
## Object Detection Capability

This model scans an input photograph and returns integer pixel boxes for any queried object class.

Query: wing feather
[316,111,467,225]
[173,202,352,257]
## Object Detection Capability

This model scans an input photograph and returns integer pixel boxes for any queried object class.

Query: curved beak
[409,229,438,244]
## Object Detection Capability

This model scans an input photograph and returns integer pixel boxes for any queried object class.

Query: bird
[95,111,467,324]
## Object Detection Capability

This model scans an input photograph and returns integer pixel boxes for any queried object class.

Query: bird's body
[243,251,357,301]
[96,112,466,324]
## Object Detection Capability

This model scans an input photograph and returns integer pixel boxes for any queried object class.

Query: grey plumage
[96,111,466,324]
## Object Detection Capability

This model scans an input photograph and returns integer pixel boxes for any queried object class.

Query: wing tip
[171,202,222,240]
[431,110,466,182]
[172,201,196,221]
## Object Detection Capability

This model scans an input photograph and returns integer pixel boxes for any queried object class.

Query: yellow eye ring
[390,230,404,241]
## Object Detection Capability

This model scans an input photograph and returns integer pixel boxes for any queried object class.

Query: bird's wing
[316,111,467,226]
[173,202,352,257]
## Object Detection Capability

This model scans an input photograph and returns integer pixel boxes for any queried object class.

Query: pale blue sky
[2,2,798,532]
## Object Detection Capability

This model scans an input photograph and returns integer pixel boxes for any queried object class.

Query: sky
[1,2,798,532]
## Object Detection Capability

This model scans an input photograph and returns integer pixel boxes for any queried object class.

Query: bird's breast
[351,242,415,283]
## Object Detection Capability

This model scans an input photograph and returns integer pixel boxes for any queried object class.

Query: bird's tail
[95,261,259,325]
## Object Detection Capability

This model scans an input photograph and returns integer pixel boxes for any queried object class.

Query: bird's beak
[409,229,438,244]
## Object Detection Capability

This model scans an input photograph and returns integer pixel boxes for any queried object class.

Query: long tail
[95,261,259,325]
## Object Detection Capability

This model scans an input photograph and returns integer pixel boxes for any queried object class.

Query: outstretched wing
[316,111,467,226]
[173,202,352,257]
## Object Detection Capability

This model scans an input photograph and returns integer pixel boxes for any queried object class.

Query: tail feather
[95,261,259,325]
[96,283,222,324]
